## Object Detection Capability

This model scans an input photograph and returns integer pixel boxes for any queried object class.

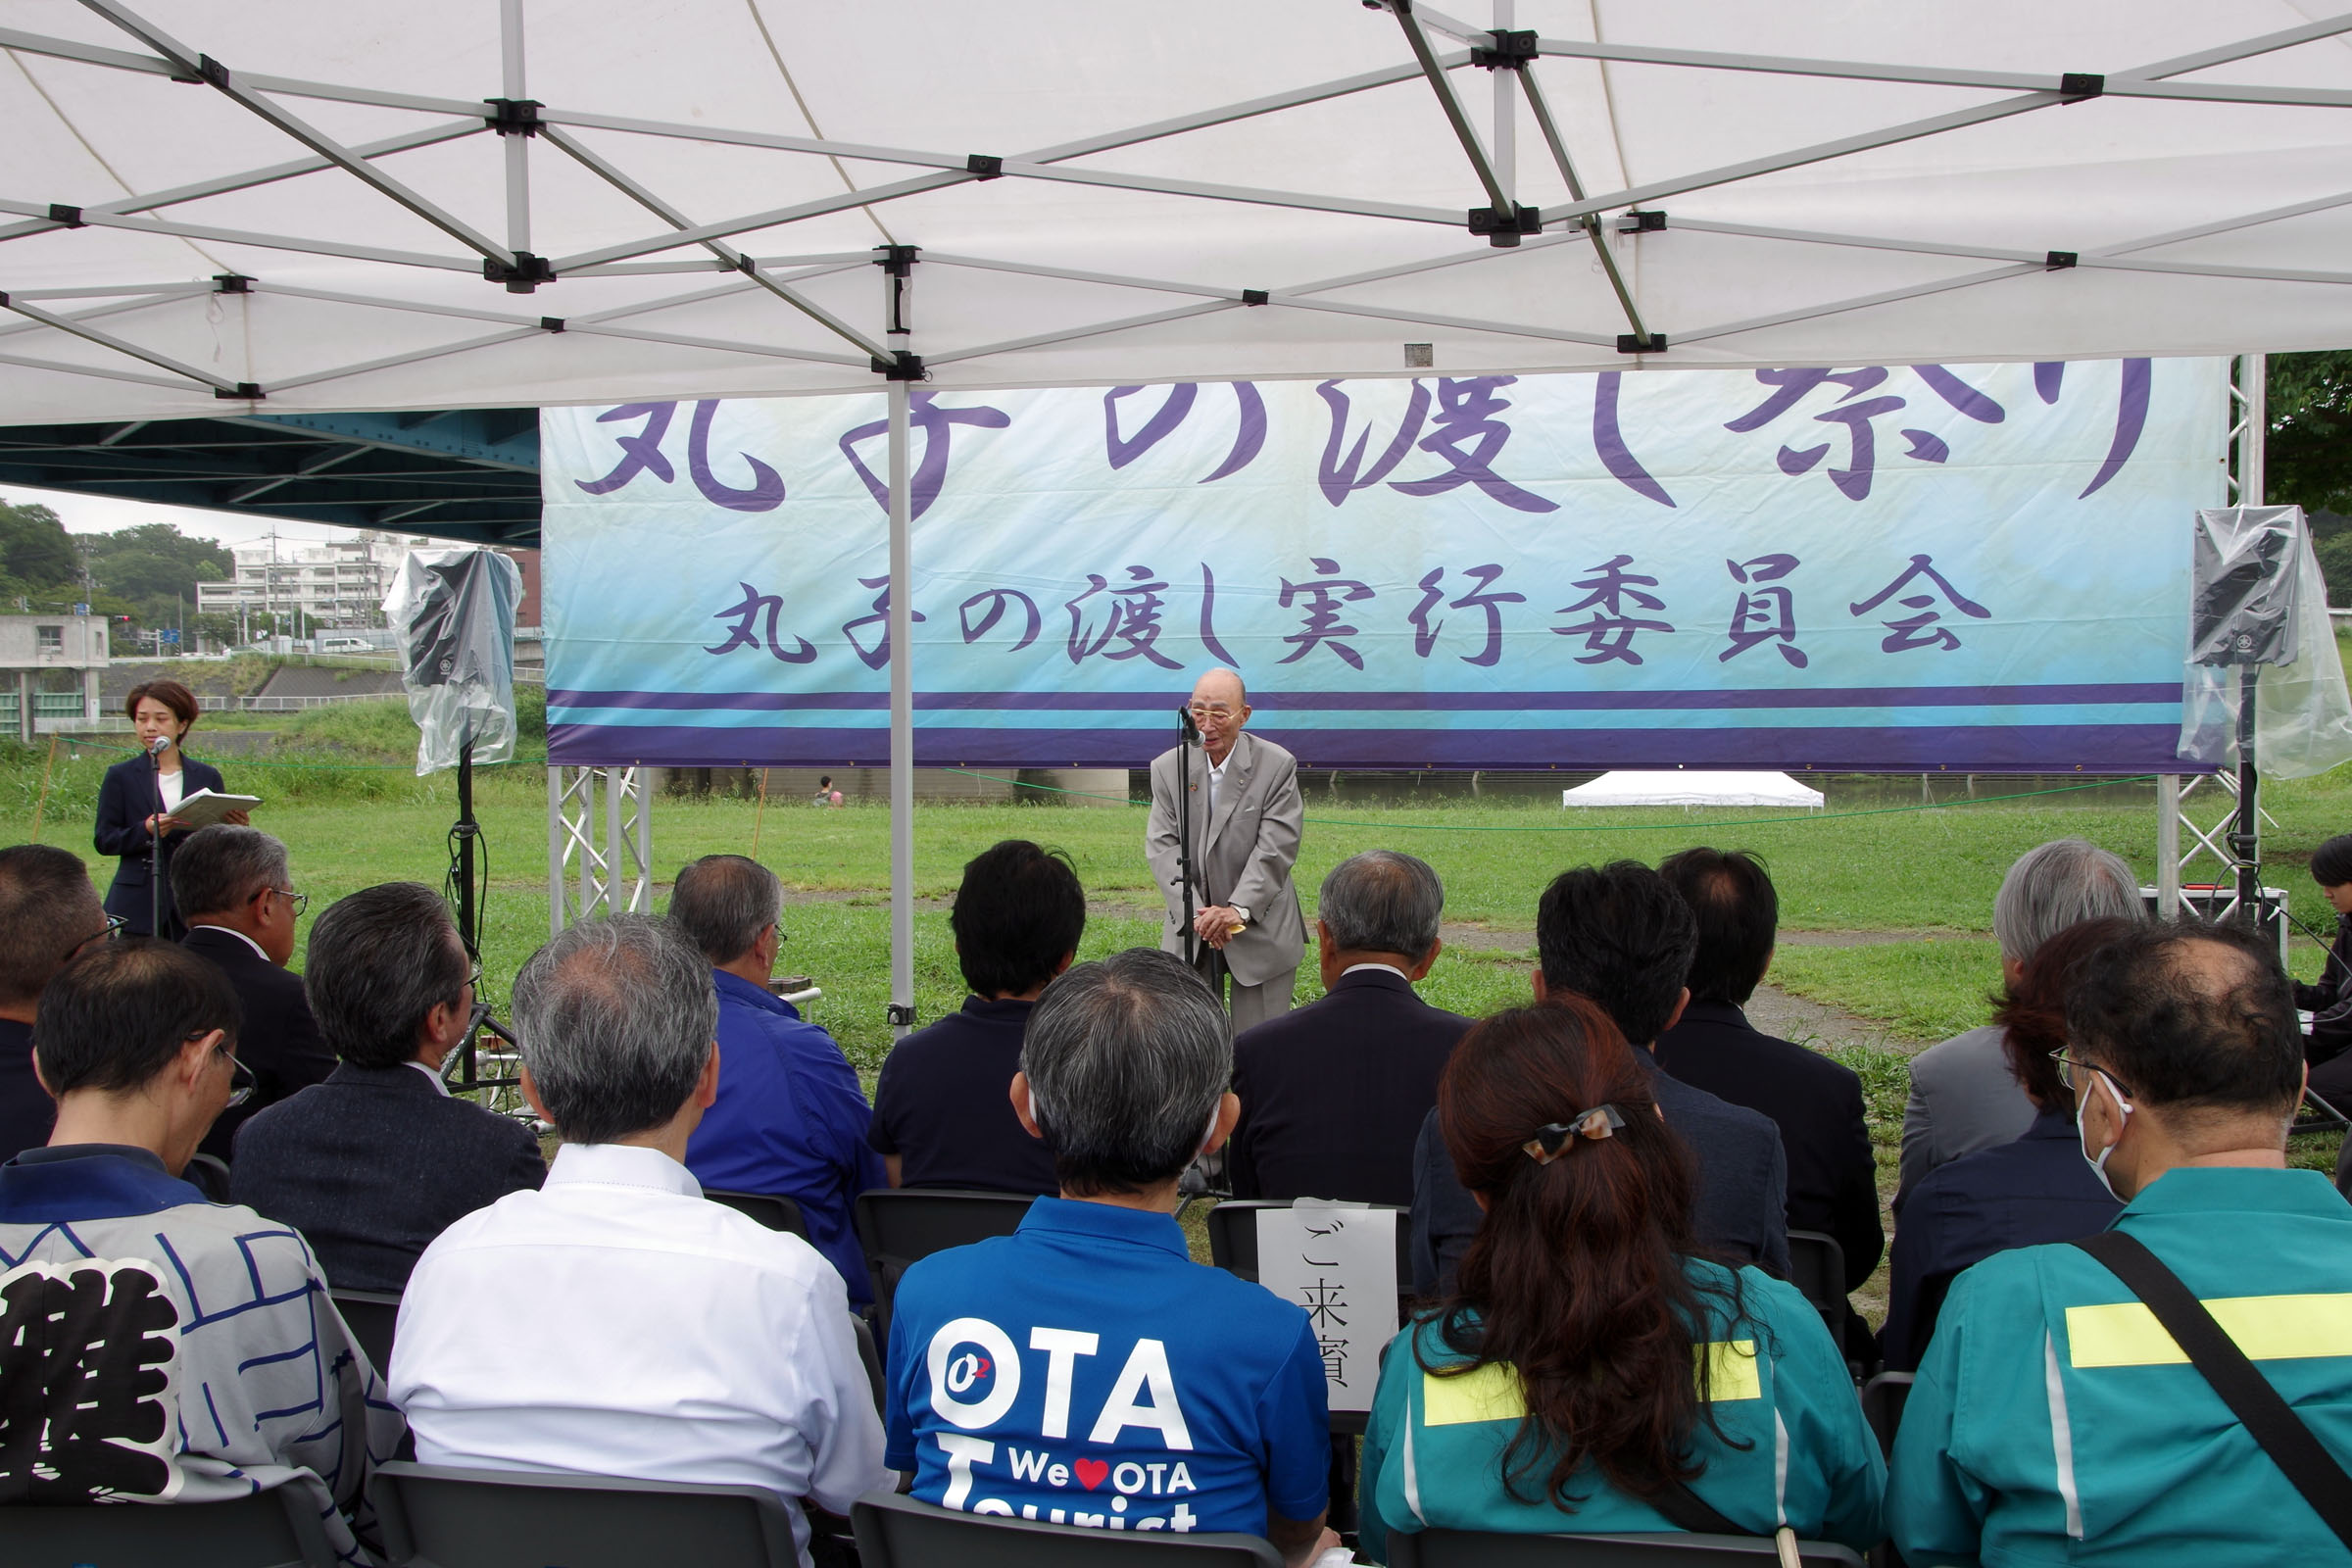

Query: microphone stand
[147,738,166,939]
[1176,706,1200,967]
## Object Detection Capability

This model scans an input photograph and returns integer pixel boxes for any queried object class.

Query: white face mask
[2075,1066,2135,1200]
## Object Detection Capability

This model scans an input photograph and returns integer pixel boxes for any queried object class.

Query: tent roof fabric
[2,3,2351,418]
[1560,771,1827,808]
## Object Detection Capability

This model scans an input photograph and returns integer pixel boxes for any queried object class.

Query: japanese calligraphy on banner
[542,359,2226,771]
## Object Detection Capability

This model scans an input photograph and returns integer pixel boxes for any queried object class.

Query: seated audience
[1891,917,2352,1564]
[1413,862,1789,1297]
[1881,916,2129,1370]
[869,839,1079,1195]
[229,883,544,1292]
[1899,838,2141,1200]
[1230,850,1469,1205]
[885,949,1336,1561]
[2297,833,2352,1102]
[1654,847,1881,1355]
[0,844,108,1158]
[1363,1001,1882,1559]
[392,915,886,1568]
[171,824,334,1161]
[0,941,399,1552]
[670,854,886,1305]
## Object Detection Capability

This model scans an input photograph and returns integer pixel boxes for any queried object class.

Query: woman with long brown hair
[1358,1000,1882,1558]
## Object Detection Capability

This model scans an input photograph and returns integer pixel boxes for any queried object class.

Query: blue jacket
[685,969,886,1304]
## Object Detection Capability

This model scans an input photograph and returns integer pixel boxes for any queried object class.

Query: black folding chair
[1387,1527,1865,1567]
[854,1188,1036,1336]
[1784,1230,1848,1348]
[853,1489,1281,1568]
[1860,1370,1913,1461]
[1,1484,339,1567]
[372,1460,801,1568]
[853,1313,886,1417]
[331,1287,403,1380]
[1204,1199,1413,1295]
[184,1150,233,1202]
[706,1189,811,1238]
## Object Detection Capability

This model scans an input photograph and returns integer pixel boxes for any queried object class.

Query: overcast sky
[1,484,367,554]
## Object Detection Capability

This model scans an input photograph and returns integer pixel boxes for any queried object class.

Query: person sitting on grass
[1360,1000,1883,1561]
[883,948,1338,1563]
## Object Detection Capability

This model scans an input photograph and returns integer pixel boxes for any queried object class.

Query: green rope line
[937,767,2164,833]
[59,739,549,771]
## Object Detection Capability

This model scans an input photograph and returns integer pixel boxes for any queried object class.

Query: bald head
[2065,918,2302,1121]
[1186,669,1250,761]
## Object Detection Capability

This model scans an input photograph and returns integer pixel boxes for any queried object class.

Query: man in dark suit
[1654,847,1882,1356]
[230,882,544,1292]
[1230,851,1469,1207]
[171,825,335,1162]
[0,845,111,1160]
[1411,860,1790,1298]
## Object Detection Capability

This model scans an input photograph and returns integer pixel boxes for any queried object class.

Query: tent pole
[500,0,530,256]
[887,374,914,1041]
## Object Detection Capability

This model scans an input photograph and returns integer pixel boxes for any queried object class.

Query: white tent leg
[887,373,915,1040]
[2157,774,2182,917]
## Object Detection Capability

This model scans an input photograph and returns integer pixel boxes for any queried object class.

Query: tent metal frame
[11,0,2345,1032]
[547,762,652,934]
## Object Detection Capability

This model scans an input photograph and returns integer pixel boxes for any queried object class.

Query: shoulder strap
[1648,1476,1743,1536]
[2073,1230,2352,1550]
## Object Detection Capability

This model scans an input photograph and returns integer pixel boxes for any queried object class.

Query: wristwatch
[1229,904,1251,935]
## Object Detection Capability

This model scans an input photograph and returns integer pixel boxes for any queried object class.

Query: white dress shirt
[187,922,270,961]
[389,1142,888,1566]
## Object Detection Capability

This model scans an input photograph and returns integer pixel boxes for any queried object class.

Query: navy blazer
[94,753,226,938]
[1229,967,1470,1207]
[229,1061,546,1294]
[1411,1050,1791,1298]
[180,927,336,1163]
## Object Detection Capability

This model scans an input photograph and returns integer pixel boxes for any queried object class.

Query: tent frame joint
[872,349,927,380]
[483,97,544,136]
[1471,29,1537,71]
[2061,73,2105,102]
[484,251,556,293]
[2045,250,2079,270]
[1617,332,1667,354]
[213,273,253,293]
[1468,202,1543,246]
[1620,209,1667,233]
[212,381,264,400]
[965,154,1004,179]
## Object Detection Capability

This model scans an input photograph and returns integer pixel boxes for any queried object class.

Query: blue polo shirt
[884,1197,1330,1537]
[684,969,887,1305]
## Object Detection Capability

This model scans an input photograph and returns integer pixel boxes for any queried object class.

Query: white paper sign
[1253,1200,1398,1414]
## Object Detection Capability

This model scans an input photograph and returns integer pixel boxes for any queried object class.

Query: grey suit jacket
[1145,729,1305,987]
[1897,1023,2036,1202]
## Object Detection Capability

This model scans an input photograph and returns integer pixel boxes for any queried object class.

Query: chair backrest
[705,1188,810,1238]
[0,1484,338,1567]
[853,1489,1283,1568]
[1386,1527,1866,1567]
[1784,1230,1847,1341]
[330,1287,403,1379]
[853,1312,886,1416]
[371,1460,800,1568]
[854,1188,1036,1335]
[1206,1199,1413,1295]
[184,1150,233,1202]
[1860,1371,1914,1461]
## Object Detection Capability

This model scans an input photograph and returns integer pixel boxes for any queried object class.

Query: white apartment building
[195,532,422,632]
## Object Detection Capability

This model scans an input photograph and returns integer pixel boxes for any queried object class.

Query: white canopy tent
[5,0,2344,1029]
[1562,772,1826,809]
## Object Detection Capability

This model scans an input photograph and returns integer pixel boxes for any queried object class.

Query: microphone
[146,734,171,758]
[1178,705,1200,745]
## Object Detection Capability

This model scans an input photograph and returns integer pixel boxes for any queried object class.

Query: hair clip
[1523,1104,1627,1165]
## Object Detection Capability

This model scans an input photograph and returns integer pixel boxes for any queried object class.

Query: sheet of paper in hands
[171,789,263,829]
[1254,1200,1397,1414]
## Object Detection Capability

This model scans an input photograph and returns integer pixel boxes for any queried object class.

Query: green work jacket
[1889,1165,2352,1565]
[1359,1260,1885,1560]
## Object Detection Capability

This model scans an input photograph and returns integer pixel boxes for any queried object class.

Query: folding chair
[330,1287,402,1379]
[1386,1527,1865,1567]
[853,1488,1281,1568]
[1860,1370,1913,1461]
[184,1150,233,1202]
[706,1189,811,1238]
[371,1460,799,1568]
[853,1313,886,1417]
[1784,1230,1848,1347]
[0,1484,339,1568]
[853,1188,1035,1336]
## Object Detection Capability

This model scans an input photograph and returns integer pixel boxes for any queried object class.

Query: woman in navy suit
[94,677,245,938]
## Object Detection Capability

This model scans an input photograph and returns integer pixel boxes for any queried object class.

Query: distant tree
[75,522,231,629]
[0,501,77,591]
[2267,353,2352,606]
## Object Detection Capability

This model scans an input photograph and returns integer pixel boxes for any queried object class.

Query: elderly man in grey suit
[1146,668,1305,1030]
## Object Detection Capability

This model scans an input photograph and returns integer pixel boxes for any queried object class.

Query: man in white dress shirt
[389,914,888,1566]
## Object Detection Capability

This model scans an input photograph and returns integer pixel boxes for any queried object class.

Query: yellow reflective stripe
[1423,1362,1525,1426]
[2066,1294,2352,1368]
[1422,1341,1760,1426]
[1701,1339,1762,1401]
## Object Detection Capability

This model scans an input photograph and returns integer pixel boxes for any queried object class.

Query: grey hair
[667,854,783,965]
[512,913,718,1145]
[170,825,289,921]
[1319,851,1444,957]
[1992,838,2144,962]
[304,883,469,1069]
[1021,948,1229,1195]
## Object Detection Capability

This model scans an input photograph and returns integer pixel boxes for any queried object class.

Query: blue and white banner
[543,359,2225,771]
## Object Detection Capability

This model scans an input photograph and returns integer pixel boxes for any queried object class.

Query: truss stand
[546,763,652,935]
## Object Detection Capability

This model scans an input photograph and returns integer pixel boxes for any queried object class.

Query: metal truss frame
[547,762,652,937]
[0,2,2343,402]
